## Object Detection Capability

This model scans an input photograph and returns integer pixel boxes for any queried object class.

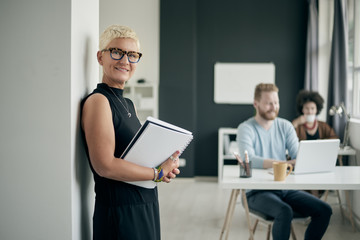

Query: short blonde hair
[254,83,279,101]
[99,25,140,51]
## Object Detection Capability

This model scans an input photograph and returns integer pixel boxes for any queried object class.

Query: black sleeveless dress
[81,83,160,240]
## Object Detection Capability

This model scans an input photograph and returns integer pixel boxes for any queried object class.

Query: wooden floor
[158,177,360,240]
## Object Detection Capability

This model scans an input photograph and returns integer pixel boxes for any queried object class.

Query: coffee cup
[305,114,316,123]
[272,162,293,181]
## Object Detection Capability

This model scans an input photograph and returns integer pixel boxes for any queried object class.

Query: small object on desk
[273,162,293,181]
[240,161,252,178]
[244,150,251,177]
[233,152,252,177]
[233,152,244,167]
[244,150,249,163]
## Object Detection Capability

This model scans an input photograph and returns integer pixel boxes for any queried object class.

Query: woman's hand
[160,151,181,183]
[292,115,306,128]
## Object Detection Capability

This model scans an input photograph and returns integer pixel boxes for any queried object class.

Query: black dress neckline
[98,83,125,97]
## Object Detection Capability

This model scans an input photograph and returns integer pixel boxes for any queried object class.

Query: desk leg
[345,190,356,232]
[338,155,344,167]
[337,189,356,232]
[336,190,345,220]
[355,155,358,166]
[323,190,329,202]
[336,156,356,231]
[220,189,240,240]
[241,190,255,240]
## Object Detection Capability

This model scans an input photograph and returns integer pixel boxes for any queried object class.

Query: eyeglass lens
[110,49,141,63]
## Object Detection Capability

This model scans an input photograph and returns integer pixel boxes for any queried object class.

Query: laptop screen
[293,139,340,174]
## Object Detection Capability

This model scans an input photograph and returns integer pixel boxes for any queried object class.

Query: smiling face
[97,38,139,88]
[254,91,280,120]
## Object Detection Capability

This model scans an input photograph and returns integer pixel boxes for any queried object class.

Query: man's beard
[258,108,279,120]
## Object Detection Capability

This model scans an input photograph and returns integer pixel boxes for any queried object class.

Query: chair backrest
[349,118,360,150]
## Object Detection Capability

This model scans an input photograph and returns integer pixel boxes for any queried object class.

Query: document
[122,116,193,188]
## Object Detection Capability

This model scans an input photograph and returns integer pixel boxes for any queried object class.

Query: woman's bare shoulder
[83,93,109,109]
[82,93,112,127]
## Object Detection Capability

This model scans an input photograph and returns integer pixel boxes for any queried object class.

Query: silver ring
[170,156,175,161]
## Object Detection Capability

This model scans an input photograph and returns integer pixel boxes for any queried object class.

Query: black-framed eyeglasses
[101,48,142,63]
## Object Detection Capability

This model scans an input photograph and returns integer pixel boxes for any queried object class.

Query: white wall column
[0,0,98,239]
[71,0,99,239]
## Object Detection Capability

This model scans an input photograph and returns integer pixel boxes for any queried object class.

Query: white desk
[332,146,358,230]
[338,146,357,156]
[338,146,357,166]
[219,166,360,240]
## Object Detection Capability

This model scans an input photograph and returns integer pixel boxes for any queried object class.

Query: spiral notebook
[121,116,193,188]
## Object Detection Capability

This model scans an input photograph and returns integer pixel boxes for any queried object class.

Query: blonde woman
[81,25,180,240]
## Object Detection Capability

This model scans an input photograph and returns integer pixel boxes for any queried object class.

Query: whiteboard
[214,62,275,104]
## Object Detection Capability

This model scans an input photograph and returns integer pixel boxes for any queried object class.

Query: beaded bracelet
[152,167,158,181]
[154,166,164,182]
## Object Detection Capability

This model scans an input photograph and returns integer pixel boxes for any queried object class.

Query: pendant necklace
[108,87,132,118]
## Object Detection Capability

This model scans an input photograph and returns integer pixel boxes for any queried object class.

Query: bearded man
[236,83,332,240]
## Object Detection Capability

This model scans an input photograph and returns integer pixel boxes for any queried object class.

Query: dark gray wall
[160,0,307,177]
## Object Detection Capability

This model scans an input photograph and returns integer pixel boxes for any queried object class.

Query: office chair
[240,190,309,240]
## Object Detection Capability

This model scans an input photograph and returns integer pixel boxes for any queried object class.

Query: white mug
[306,114,316,123]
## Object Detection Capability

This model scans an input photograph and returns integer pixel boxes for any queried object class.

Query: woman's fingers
[163,176,171,183]
[162,168,180,183]
[167,172,176,179]
[160,151,182,183]
[169,151,180,162]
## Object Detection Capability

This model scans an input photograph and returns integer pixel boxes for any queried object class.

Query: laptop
[292,139,340,175]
